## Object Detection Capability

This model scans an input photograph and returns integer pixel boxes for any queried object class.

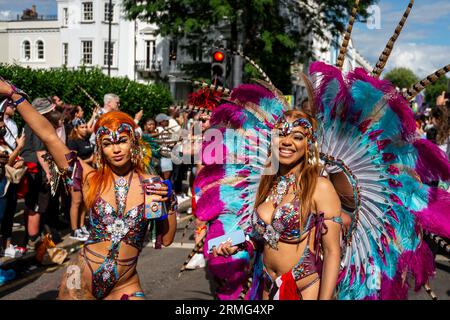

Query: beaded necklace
[113,171,134,219]
[266,173,297,208]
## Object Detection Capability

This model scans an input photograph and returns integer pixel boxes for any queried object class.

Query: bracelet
[162,179,172,198]
[156,214,168,221]
[13,96,27,108]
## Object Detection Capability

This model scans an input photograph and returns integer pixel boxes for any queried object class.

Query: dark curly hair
[430,106,449,146]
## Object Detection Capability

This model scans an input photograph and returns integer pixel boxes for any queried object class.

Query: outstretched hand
[436,91,449,106]
[134,109,144,122]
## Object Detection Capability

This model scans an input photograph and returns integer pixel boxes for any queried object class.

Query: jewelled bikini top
[86,174,149,251]
[252,198,342,250]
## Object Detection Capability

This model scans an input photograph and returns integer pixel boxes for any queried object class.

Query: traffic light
[211,48,227,87]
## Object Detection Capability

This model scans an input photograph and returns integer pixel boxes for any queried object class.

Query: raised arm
[0,79,94,179]
[313,177,342,300]
[0,81,69,169]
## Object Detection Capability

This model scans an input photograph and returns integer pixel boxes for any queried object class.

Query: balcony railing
[135,60,161,73]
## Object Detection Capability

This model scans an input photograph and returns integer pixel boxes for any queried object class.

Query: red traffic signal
[213,51,225,63]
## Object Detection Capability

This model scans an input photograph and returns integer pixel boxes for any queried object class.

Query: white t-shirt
[168,118,181,133]
[4,117,18,150]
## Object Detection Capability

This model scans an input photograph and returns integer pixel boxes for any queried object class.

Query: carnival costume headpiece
[191,0,450,301]
[94,113,142,170]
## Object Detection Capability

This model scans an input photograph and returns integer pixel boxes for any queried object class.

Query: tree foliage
[0,64,173,127]
[424,76,449,108]
[383,67,419,90]
[122,0,376,93]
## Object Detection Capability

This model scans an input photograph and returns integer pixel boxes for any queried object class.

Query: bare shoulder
[313,177,341,218]
[314,176,337,194]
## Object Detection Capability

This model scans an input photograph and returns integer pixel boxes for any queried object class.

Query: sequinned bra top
[87,176,149,251]
[252,198,342,250]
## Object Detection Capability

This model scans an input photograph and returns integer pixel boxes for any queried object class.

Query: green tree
[383,67,419,90]
[122,0,376,93]
[424,76,449,107]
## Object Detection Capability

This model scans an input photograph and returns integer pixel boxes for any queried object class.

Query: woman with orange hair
[0,78,177,300]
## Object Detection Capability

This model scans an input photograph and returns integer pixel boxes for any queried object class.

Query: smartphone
[207,229,246,253]
[143,177,167,219]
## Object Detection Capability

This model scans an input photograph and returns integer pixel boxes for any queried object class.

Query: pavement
[0,210,214,300]
[1,197,450,300]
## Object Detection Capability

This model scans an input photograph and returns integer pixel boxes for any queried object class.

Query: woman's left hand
[146,183,169,202]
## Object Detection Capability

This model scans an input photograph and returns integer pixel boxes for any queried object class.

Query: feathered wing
[310,61,450,300]
[140,133,161,174]
[194,84,286,299]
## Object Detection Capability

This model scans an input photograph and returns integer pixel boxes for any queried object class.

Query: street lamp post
[107,0,112,76]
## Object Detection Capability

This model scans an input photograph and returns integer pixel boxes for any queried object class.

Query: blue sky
[0,0,56,20]
[352,0,450,77]
[1,0,448,78]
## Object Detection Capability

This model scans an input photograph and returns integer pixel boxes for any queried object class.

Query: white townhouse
[0,19,61,69]
[0,0,372,103]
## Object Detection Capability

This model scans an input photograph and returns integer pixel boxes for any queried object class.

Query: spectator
[67,118,93,241]
[45,109,71,238]
[0,101,27,257]
[155,113,174,180]
[3,102,18,150]
[142,118,157,135]
[20,98,56,252]
[63,104,87,137]
[51,95,64,111]
[426,105,449,157]
[88,93,120,145]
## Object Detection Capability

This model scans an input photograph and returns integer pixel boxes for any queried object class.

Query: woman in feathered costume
[196,0,450,300]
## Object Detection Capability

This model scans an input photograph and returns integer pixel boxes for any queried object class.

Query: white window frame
[82,2,94,22]
[62,43,69,66]
[145,40,156,69]
[81,40,93,65]
[22,40,31,61]
[103,41,116,67]
[35,40,45,61]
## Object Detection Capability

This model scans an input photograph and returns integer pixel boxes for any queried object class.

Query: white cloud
[387,43,450,78]
[407,1,450,25]
[0,10,18,20]
[0,10,11,17]
[352,25,450,78]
